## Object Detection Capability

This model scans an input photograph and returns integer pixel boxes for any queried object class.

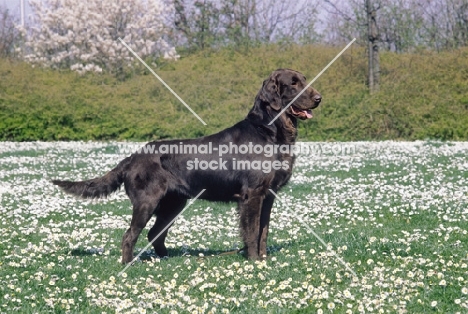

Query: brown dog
[52,69,321,264]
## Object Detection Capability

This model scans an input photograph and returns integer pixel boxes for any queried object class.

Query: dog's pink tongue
[292,106,313,119]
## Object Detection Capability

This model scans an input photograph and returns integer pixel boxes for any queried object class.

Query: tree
[366,0,379,92]
[21,0,178,74]
[248,0,320,43]
[325,0,468,53]
[414,0,468,50]
[324,0,381,92]
[174,0,221,50]
[171,0,320,49]
[0,5,21,58]
[377,0,424,52]
[221,0,255,46]
[220,0,319,45]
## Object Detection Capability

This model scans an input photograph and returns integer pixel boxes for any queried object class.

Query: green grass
[1,45,468,141]
[0,141,467,313]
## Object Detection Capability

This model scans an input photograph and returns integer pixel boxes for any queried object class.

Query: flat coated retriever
[52,69,322,264]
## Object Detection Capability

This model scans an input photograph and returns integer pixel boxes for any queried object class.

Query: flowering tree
[21,0,178,74]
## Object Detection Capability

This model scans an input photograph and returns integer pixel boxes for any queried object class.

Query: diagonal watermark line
[118,38,207,126]
[269,189,358,278]
[118,189,206,276]
[269,38,356,125]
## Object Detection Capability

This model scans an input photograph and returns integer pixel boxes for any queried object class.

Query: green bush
[1,45,467,141]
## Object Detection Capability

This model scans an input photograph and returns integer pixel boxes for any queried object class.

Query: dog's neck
[274,114,298,144]
[246,98,299,145]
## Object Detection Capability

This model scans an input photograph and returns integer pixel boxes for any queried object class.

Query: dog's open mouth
[291,105,313,119]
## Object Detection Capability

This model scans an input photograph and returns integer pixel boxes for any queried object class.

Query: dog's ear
[259,73,282,111]
[247,95,277,138]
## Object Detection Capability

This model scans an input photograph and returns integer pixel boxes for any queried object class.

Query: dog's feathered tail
[52,157,131,198]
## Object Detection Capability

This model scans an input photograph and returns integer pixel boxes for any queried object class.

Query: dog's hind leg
[148,194,187,257]
[121,190,165,264]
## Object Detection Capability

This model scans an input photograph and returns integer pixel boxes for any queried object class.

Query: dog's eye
[291,77,298,85]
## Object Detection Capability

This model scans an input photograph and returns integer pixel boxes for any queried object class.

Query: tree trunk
[366,0,379,93]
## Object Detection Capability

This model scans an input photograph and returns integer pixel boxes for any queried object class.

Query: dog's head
[248,69,322,141]
[258,68,322,120]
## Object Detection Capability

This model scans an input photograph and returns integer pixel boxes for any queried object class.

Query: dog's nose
[313,94,322,103]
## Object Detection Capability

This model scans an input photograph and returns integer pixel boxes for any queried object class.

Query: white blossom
[21,0,178,73]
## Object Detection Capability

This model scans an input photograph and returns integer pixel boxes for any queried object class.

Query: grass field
[0,141,467,313]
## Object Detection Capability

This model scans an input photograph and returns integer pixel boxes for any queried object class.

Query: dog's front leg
[239,188,265,260]
[258,193,275,259]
